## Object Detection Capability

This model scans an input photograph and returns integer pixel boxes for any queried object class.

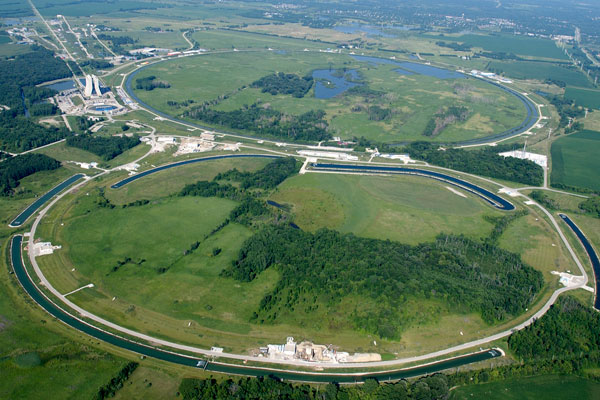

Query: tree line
[579,196,600,218]
[251,72,314,98]
[214,157,299,190]
[405,142,544,186]
[184,104,331,141]
[448,296,600,389]
[135,75,171,91]
[422,106,469,137]
[94,362,138,400]
[0,113,71,153]
[0,153,61,196]
[179,157,298,225]
[179,373,450,400]
[66,134,140,161]
[222,223,543,339]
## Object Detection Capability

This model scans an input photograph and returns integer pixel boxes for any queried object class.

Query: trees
[251,72,314,98]
[179,374,449,399]
[185,104,331,141]
[135,76,171,91]
[0,113,71,152]
[406,142,544,186]
[579,196,600,218]
[508,296,600,361]
[0,153,61,196]
[223,224,543,339]
[65,134,140,160]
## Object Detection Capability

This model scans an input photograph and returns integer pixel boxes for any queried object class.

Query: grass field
[565,87,600,110]
[436,33,569,61]
[450,375,600,400]
[269,173,502,245]
[488,60,593,88]
[132,48,525,143]
[29,162,561,357]
[551,130,600,191]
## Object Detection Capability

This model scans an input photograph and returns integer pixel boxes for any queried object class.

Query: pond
[351,55,464,79]
[92,105,117,112]
[45,80,76,92]
[312,69,362,99]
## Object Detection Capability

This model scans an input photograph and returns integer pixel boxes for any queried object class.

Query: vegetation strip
[9,234,502,382]
[9,173,84,227]
[124,54,539,147]
[559,214,600,309]
[110,154,281,189]
[310,163,515,210]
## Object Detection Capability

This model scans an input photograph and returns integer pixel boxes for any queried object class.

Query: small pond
[312,69,362,99]
[351,55,464,79]
[45,80,76,92]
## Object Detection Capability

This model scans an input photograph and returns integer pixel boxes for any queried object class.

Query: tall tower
[84,74,93,97]
[93,75,102,96]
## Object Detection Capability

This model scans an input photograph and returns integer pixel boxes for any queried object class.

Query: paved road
[19,154,593,370]
[122,52,540,148]
[9,236,505,381]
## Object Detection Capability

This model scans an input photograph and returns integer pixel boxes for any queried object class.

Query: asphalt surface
[11,235,502,382]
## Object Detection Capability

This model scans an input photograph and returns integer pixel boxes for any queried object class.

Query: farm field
[565,87,600,110]
[450,375,600,400]
[551,130,600,191]
[132,48,526,143]
[488,60,592,88]
[432,33,569,60]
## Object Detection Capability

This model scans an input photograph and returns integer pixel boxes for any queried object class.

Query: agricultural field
[450,375,600,400]
[551,130,600,191]
[132,48,526,143]
[430,33,569,60]
[487,60,593,88]
[565,87,600,110]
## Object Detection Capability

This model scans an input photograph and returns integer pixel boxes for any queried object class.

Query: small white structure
[499,150,547,168]
[33,242,61,256]
[378,153,416,164]
[157,136,176,144]
[297,150,358,161]
[283,337,296,356]
[210,347,224,353]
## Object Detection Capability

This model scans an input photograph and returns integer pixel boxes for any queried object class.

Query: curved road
[122,52,539,148]
[14,152,592,375]
[8,236,505,382]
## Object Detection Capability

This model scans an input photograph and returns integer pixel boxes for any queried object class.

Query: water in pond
[351,55,464,79]
[312,69,362,99]
[535,90,551,98]
[393,68,415,76]
[92,105,117,112]
[45,80,76,92]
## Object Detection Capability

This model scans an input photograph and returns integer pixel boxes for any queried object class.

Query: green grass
[488,60,593,87]
[449,33,568,60]
[450,375,600,400]
[133,49,525,143]
[105,156,271,204]
[565,87,600,110]
[270,173,502,245]
[34,141,103,164]
[191,29,329,51]
[498,212,573,278]
[551,130,600,191]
